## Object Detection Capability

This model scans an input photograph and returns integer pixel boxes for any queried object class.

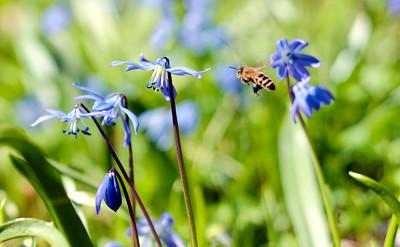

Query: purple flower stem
[285,77,340,247]
[164,57,198,247]
[121,95,137,231]
[79,103,163,247]
[115,170,140,247]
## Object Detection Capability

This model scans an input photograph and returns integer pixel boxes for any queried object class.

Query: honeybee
[230,66,275,95]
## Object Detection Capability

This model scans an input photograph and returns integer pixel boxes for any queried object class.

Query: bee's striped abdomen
[255,73,275,91]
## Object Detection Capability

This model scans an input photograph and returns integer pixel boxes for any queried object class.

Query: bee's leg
[242,79,251,85]
[252,85,262,96]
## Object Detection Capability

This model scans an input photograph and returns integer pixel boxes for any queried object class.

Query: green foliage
[0,127,93,247]
[0,218,69,247]
[349,171,400,220]
[279,114,330,247]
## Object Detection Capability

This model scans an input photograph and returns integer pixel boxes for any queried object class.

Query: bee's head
[229,66,243,79]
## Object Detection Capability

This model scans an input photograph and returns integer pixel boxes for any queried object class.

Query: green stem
[164,57,198,247]
[286,77,341,247]
[384,215,398,247]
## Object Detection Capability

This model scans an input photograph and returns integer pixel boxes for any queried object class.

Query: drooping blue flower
[73,82,139,147]
[41,4,71,35]
[31,105,102,138]
[214,65,242,95]
[127,213,185,247]
[112,54,210,101]
[180,0,228,54]
[95,168,122,214]
[270,38,320,82]
[291,82,335,123]
[388,0,400,15]
[139,101,199,150]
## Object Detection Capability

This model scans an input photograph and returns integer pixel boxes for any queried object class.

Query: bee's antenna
[228,66,238,70]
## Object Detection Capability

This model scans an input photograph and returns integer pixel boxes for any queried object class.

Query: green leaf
[278,114,331,247]
[0,126,93,247]
[349,171,400,220]
[0,218,69,247]
[0,198,6,225]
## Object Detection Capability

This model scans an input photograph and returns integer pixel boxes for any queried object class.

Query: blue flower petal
[289,39,308,53]
[111,61,154,72]
[72,82,105,99]
[287,64,304,82]
[140,53,157,67]
[293,54,320,68]
[161,85,177,101]
[277,65,288,80]
[292,63,310,82]
[120,106,139,134]
[166,67,211,78]
[95,176,108,214]
[276,38,289,52]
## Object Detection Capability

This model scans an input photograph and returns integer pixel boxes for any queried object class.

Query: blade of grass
[0,218,69,247]
[0,127,93,247]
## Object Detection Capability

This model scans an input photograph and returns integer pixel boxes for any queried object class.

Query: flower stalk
[80,103,163,247]
[122,95,137,226]
[164,57,198,247]
[286,77,340,247]
[115,170,140,247]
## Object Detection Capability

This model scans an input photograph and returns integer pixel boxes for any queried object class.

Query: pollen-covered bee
[231,66,275,95]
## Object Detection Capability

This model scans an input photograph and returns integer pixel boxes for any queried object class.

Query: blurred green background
[0,0,400,246]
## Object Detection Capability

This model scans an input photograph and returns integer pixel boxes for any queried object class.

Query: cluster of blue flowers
[31,54,211,246]
[31,82,139,146]
[270,38,334,122]
[31,35,334,246]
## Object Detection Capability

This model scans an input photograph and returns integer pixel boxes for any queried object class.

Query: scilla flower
[31,105,101,138]
[270,38,320,82]
[112,54,210,101]
[291,82,334,123]
[127,213,185,247]
[73,82,139,147]
[95,168,122,214]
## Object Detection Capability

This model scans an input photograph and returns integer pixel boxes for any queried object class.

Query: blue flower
[291,82,335,123]
[73,82,139,147]
[270,38,320,82]
[139,101,199,150]
[31,105,101,138]
[41,4,71,35]
[112,54,210,101]
[127,213,185,247]
[388,0,400,15]
[95,168,122,214]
